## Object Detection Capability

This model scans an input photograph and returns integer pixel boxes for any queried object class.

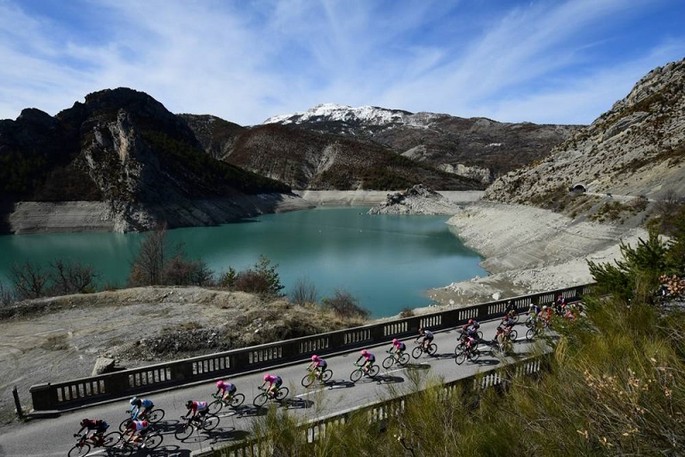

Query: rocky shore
[425,201,649,308]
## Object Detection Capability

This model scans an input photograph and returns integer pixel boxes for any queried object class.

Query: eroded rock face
[485,58,685,207]
[368,184,462,215]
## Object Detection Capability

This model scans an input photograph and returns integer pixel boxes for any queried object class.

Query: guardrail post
[29,382,57,412]
[12,386,23,419]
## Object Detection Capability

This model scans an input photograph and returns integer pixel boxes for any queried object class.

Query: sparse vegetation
[321,289,369,319]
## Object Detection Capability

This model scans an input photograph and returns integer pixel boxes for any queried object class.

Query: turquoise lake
[0,207,486,317]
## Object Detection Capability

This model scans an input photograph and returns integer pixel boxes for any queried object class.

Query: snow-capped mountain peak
[263,104,416,126]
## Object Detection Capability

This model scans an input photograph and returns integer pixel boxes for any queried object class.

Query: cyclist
[526,304,539,328]
[129,396,154,420]
[261,374,283,398]
[501,313,516,330]
[505,300,517,319]
[554,294,567,315]
[74,418,109,446]
[307,355,328,380]
[494,326,509,352]
[417,327,434,352]
[389,338,406,355]
[355,349,375,374]
[215,380,237,402]
[540,305,553,325]
[123,419,149,445]
[462,319,480,340]
[183,400,209,423]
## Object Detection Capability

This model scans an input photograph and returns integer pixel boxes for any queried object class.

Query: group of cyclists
[75,298,575,450]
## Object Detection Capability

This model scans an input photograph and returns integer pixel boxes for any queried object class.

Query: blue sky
[0,0,683,126]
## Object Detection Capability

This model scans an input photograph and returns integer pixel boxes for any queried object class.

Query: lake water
[0,207,486,317]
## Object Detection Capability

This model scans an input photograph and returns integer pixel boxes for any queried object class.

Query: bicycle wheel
[275,386,289,401]
[253,392,269,407]
[147,408,165,423]
[143,433,163,449]
[526,328,535,341]
[455,351,466,365]
[301,373,316,388]
[202,414,220,431]
[102,431,122,447]
[477,330,484,340]
[397,352,410,366]
[174,422,194,441]
[230,393,245,407]
[382,355,395,369]
[411,346,423,359]
[208,399,224,414]
[367,364,380,378]
[509,329,518,341]
[118,418,131,433]
[68,443,90,457]
[469,349,480,363]
[321,369,333,382]
[350,368,363,383]
[427,343,438,356]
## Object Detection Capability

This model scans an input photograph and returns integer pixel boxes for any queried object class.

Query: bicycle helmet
[185,400,193,409]
[129,396,139,406]
[141,420,149,428]
[216,380,224,389]
[542,305,548,310]
[361,349,369,356]
[392,338,399,344]
[468,319,474,325]
[80,418,90,427]
[263,374,270,382]
[311,355,320,361]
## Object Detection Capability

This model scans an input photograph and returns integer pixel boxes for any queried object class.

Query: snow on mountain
[263,103,440,127]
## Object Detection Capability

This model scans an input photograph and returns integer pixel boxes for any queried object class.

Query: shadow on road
[207,426,251,444]
[373,374,404,385]
[325,379,356,389]
[284,397,314,410]
[133,445,190,456]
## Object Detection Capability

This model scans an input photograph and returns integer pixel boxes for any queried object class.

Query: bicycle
[174,414,220,440]
[208,392,246,413]
[382,350,410,369]
[411,339,438,359]
[526,322,548,340]
[118,407,166,432]
[119,429,164,455]
[455,343,480,365]
[68,431,122,457]
[301,367,333,387]
[253,385,289,407]
[350,362,380,382]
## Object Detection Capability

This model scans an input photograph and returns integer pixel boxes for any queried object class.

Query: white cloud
[0,0,683,125]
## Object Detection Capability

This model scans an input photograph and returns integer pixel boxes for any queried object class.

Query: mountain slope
[264,103,580,182]
[0,88,291,232]
[484,58,685,219]
[221,123,483,190]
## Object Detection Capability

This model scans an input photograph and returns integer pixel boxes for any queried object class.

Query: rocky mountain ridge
[485,58,685,220]
[0,88,293,233]
[262,103,581,183]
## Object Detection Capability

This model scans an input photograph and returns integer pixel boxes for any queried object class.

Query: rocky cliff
[0,88,293,233]
[485,58,685,221]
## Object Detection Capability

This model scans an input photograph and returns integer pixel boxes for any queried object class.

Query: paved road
[0,318,546,457]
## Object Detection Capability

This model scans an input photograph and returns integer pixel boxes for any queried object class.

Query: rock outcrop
[368,184,462,215]
[485,58,685,214]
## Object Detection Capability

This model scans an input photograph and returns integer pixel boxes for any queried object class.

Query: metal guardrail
[29,284,592,412]
[192,353,553,456]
